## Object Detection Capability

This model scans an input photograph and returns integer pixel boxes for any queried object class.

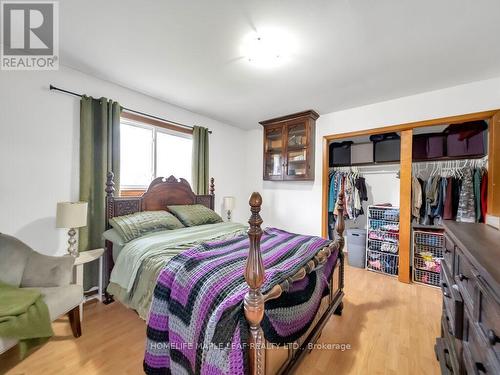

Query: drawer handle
[475,362,487,373]
[458,273,468,281]
[444,248,451,254]
[488,329,499,346]
[441,282,451,298]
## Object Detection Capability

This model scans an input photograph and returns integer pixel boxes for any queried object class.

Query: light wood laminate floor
[1,264,441,375]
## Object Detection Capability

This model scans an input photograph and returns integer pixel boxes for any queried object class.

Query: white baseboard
[485,215,500,230]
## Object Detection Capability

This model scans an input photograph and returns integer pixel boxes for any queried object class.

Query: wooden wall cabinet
[260,110,319,181]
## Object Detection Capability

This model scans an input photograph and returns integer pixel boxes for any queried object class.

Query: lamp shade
[223,196,235,211]
[56,202,88,228]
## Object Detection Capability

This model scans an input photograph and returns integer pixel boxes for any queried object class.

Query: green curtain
[79,96,121,288]
[192,126,209,194]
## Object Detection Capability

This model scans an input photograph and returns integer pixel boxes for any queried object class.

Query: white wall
[2,70,499,255]
[0,66,248,255]
[245,76,500,236]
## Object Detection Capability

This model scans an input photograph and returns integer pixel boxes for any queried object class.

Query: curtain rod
[49,84,212,134]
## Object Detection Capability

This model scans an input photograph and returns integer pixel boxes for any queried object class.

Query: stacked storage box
[413,230,444,287]
[366,205,400,276]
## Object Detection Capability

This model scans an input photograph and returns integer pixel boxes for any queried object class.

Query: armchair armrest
[20,252,75,288]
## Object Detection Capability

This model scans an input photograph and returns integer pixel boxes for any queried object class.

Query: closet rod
[49,84,212,134]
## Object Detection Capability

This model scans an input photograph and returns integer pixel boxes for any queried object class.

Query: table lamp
[56,202,88,257]
[223,196,235,221]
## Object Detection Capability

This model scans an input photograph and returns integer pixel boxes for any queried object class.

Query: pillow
[109,211,184,242]
[167,204,223,227]
[102,228,125,246]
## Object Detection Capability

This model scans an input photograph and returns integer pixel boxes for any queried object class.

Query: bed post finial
[209,177,215,195]
[244,192,265,375]
[106,171,115,197]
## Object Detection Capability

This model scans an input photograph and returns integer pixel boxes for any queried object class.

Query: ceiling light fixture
[241,28,295,68]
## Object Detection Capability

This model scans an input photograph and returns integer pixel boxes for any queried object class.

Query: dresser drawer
[476,275,500,363]
[443,233,455,275]
[463,310,500,374]
[442,312,461,374]
[435,338,455,375]
[442,259,464,339]
[454,248,477,311]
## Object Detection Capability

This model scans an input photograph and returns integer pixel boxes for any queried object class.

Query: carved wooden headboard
[102,173,215,303]
[105,172,215,223]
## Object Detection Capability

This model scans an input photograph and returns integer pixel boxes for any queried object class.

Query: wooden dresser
[436,221,500,374]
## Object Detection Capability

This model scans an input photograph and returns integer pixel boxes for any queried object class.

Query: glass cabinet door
[285,122,308,178]
[264,126,284,179]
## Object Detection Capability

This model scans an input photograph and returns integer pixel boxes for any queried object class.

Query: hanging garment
[344,175,355,219]
[443,177,454,220]
[432,177,447,222]
[418,178,426,222]
[429,176,441,208]
[328,172,337,212]
[411,176,422,219]
[480,170,488,223]
[334,175,345,217]
[355,177,368,201]
[423,176,439,225]
[354,176,367,218]
[451,177,461,219]
[457,169,476,223]
[473,168,482,222]
[354,180,362,217]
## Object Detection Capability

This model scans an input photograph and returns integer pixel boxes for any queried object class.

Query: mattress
[106,222,247,319]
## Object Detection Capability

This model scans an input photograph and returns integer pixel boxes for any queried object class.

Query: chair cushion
[0,233,32,287]
[24,285,84,321]
[21,253,75,288]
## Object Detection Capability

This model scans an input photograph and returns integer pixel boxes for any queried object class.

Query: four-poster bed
[104,173,345,375]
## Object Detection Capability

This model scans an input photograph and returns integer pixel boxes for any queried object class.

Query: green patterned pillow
[109,211,184,242]
[167,204,223,227]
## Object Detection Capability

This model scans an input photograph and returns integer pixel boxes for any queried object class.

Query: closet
[322,109,500,284]
[327,132,402,277]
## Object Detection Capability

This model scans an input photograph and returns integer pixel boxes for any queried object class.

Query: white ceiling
[60,0,500,129]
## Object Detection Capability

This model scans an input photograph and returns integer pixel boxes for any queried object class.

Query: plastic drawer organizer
[413,230,444,287]
[366,206,400,276]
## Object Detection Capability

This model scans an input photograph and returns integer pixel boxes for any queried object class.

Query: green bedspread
[0,282,53,358]
[107,222,247,319]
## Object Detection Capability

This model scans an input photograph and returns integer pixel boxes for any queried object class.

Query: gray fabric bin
[346,229,366,268]
[351,142,374,164]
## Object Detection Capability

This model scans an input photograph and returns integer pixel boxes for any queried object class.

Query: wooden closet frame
[321,109,500,283]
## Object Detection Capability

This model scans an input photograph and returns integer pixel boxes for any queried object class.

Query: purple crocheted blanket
[143,227,336,375]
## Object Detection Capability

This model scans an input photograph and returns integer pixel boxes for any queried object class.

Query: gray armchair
[0,233,84,354]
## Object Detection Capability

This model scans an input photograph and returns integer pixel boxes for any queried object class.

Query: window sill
[119,189,146,197]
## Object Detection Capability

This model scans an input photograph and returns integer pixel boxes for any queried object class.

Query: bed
[104,173,345,375]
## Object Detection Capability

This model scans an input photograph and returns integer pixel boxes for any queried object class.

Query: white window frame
[120,118,192,190]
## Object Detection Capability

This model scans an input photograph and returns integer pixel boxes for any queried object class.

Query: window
[120,116,192,192]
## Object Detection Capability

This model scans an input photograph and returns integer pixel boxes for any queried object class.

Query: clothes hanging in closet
[328,170,368,220]
[412,168,487,225]
[411,176,422,219]
[457,169,476,223]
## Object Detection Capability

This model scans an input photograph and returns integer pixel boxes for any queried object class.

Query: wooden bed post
[244,192,265,375]
[334,188,346,310]
[105,171,115,216]
[209,177,215,195]
[104,171,116,304]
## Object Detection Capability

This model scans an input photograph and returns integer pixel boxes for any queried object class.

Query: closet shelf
[412,154,486,163]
